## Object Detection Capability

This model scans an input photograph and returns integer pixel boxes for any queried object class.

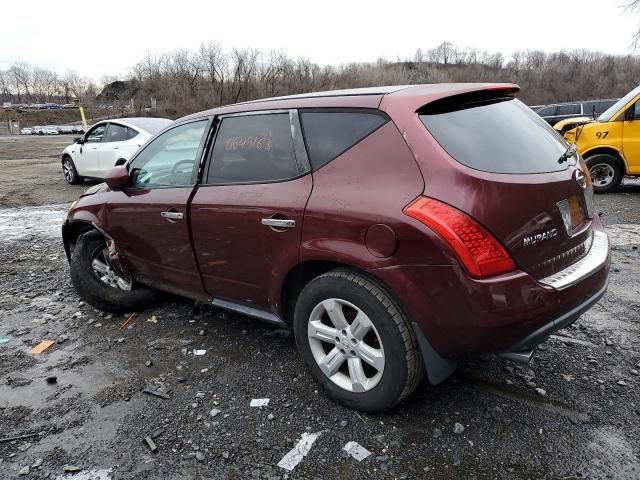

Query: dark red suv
[63,84,610,412]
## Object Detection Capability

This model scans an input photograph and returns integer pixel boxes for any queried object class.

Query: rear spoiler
[419,85,520,115]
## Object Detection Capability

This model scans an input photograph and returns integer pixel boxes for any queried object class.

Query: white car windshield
[598,85,640,122]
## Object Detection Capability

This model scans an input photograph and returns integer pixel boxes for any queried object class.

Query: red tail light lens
[404,197,516,278]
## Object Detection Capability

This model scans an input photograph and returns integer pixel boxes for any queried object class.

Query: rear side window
[420,98,567,174]
[125,128,139,140]
[104,123,128,142]
[207,114,298,184]
[557,104,580,116]
[537,106,556,117]
[300,110,388,169]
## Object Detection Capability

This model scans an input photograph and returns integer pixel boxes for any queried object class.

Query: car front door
[105,118,211,300]
[623,100,640,175]
[76,123,106,177]
[190,111,312,315]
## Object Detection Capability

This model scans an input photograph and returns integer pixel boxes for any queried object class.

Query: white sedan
[61,117,172,184]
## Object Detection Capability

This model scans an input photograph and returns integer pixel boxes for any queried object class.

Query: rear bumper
[369,223,611,356]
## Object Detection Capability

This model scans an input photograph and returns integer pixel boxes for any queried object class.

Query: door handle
[161,210,184,222]
[261,218,295,229]
[113,146,119,150]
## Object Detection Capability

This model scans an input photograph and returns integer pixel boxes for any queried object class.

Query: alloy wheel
[307,298,385,393]
[91,247,132,291]
[63,160,74,183]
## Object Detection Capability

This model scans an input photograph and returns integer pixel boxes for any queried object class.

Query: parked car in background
[61,117,172,184]
[44,126,59,135]
[62,84,609,412]
[536,99,618,125]
[20,127,33,135]
[32,126,46,135]
[59,125,75,135]
[556,84,640,193]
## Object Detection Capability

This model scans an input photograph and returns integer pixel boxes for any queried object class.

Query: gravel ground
[0,137,639,479]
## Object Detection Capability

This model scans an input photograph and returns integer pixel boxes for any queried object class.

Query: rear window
[420,98,568,174]
[300,110,387,169]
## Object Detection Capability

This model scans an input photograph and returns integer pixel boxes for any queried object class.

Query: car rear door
[189,110,312,314]
[105,118,211,300]
[98,123,130,175]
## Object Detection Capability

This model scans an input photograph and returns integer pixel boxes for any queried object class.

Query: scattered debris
[18,466,29,476]
[31,340,55,354]
[195,452,205,462]
[453,423,465,434]
[0,432,39,443]
[267,413,275,421]
[150,428,165,439]
[199,330,206,336]
[209,409,221,417]
[617,380,628,387]
[145,361,153,367]
[45,376,57,384]
[32,458,43,469]
[144,436,158,453]
[147,315,158,323]
[143,388,170,400]
[250,398,270,407]
[535,388,547,396]
[0,338,9,345]
[277,431,322,471]
[63,465,82,472]
[118,313,138,331]
[193,349,207,356]
[343,441,372,461]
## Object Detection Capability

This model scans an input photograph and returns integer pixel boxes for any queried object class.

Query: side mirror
[105,166,129,190]
[74,137,83,144]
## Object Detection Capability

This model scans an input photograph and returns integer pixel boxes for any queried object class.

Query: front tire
[293,269,424,412]
[585,154,623,193]
[62,157,82,185]
[70,231,162,314]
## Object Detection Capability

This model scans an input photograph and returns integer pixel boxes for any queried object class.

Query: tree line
[2,42,640,117]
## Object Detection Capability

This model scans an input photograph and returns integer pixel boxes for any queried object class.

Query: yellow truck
[555,85,640,193]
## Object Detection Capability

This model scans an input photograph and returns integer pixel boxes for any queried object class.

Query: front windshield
[598,85,640,122]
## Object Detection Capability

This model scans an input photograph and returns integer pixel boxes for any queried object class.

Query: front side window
[104,123,128,143]
[85,124,106,143]
[207,113,298,184]
[300,110,388,169]
[129,120,207,187]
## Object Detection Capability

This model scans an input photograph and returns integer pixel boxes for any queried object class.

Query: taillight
[404,197,516,278]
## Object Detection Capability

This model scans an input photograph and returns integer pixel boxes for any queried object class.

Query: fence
[0,120,20,135]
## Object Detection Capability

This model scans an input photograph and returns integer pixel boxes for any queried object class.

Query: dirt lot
[1,136,639,479]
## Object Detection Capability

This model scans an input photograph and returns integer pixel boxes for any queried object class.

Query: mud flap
[412,322,456,385]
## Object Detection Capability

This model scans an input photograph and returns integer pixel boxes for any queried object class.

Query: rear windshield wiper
[558,143,577,164]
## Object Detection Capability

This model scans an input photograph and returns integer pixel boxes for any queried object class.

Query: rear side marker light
[404,197,517,278]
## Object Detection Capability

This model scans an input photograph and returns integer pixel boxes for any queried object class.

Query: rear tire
[293,269,424,412]
[585,154,623,193]
[70,231,162,314]
[62,156,82,185]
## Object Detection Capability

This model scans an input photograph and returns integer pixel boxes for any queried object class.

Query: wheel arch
[281,260,456,386]
[582,147,627,174]
[62,221,99,262]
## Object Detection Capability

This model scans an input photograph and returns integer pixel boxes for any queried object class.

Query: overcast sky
[1,0,637,80]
